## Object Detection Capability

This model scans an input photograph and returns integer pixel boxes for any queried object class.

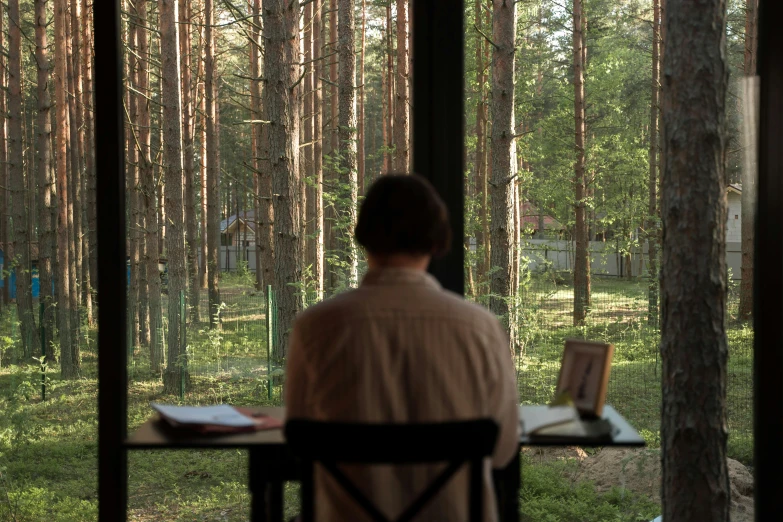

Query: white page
[519,405,579,435]
[151,403,256,428]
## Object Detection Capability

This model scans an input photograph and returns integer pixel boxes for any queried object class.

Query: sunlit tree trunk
[82,0,98,314]
[572,0,590,325]
[312,0,324,299]
[357,0,366,195]
[304,0,315,289]
[738,0,758,321]
[250,0,265,290]
[206,0,222,328]
[393,0,409,172]
[198,20,209,291]
[337,0,358,287]
[661,0,730,519]
[180,0,200,323]
[127,4,141,350]
[263,0,303,359]
[160,0,190,393]
[489,0,516,347]
[55,0,75,377]
[36,0,55,362]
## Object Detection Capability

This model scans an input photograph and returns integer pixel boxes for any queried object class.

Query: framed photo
[555,339,614,417]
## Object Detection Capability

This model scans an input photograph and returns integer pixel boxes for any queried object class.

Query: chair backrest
[285,418,499,522]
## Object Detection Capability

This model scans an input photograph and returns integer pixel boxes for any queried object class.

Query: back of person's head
[355,173,452,258]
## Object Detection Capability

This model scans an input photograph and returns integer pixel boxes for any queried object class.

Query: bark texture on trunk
[647,0,661,326]
[358,0,366,195]
[139,0,163,373]
[474,0,488,285]
[661,0,730,519]
[55,0,75,377]
[488,0,516,347]
[36,0,55,362]
[393,0,408,172]
[572,0,590,325]
[263,0,303,360]
[250,0,265,290]
[160,0,190,394]
[9,0,40,359]
[311,0,324,299]
[738,0,758,321]
[337,0,358,288]
[206,0,222,328]
[180,0,200,323]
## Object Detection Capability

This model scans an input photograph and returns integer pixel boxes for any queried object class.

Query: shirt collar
[360,267,442,291]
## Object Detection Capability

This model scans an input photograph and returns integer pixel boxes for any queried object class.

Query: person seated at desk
[285,174,520,522]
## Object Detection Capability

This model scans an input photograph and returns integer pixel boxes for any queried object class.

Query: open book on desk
[520,404,614,443]
[151,403,284,434]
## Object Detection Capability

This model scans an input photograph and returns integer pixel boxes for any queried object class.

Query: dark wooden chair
[285,419,499,522]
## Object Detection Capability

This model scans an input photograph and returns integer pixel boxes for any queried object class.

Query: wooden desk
[127,407,294,522]
[127,404,645,522]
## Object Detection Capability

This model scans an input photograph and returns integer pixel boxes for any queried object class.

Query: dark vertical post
[411,0,465,295]
[755,1,783,519]
[94,1,128,521]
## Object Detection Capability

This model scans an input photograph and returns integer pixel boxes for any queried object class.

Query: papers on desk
[520,404,613,442]
[151,403,283,434]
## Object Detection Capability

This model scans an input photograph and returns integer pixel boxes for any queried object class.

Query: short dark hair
[355,173,451,258]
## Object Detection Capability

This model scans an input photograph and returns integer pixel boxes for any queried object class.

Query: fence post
[40,301,45,401]
[266,285,273,399]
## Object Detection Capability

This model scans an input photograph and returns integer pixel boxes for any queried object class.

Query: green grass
[0,276,754,519]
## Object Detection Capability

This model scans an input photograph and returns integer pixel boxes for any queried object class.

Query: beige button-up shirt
[285,267,520,522]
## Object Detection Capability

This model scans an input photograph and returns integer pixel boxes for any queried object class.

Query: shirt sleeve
[488,322,520,469]
[284,318,311,419]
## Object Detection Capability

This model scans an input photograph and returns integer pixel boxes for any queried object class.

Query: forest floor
[0,275,752,521]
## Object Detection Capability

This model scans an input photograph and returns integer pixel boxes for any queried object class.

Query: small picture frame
[555,339,614,418]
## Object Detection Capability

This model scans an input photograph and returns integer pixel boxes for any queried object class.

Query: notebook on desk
[151,403,284,434]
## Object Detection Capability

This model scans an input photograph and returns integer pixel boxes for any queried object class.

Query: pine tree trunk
[55,0,75,377]
[138,0,163,373]
[160,0,190,394]
[206,0,222,328]
[647,0,661,325]
[385,3,393,171]
[738,0,758,321]
[661,0,730,519]
[180,0,200,323]
[8,0,39,359]
[82,0,98,313]
[263,0,303,360]
[304,0,315,291]
[474,0,488,285]
[337,0,358,287]
[357,0,366,195]
[70,0,92,327]
[36,0,55,362]
[488,0,516,347]
[250,0,265,290]
[393,0,409,172]
[311,0,324,299]
[0,2,8,309]
[572,0,590,325]
[326,0,338,293]
[128,7,141,350]
[198,30,209,291]
[65,2,82,360]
